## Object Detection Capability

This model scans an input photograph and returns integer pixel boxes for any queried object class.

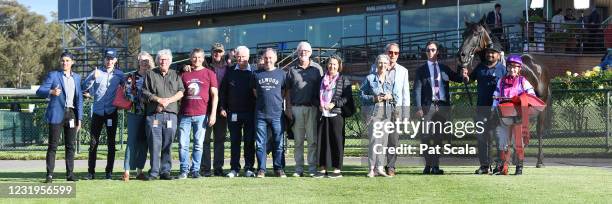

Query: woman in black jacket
[314,55,353,178]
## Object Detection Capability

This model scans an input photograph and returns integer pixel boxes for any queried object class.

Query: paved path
[0,157,610,172]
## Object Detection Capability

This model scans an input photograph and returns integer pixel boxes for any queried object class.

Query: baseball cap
[486,44,502,53]
[211,43,224,52]
[104,49,118,59]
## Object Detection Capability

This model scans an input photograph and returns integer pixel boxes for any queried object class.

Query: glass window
[141,14,366,54]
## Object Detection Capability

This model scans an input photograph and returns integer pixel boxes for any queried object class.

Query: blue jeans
[124,112,147,171]
[178,114,207,174]
[228,112,255,172]
[255,116,284,172]
[146,112,177,177]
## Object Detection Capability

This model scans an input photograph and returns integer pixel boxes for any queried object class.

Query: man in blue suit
[36,52,83,183]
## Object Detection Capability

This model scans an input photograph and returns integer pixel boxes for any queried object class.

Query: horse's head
[458,18,494,68]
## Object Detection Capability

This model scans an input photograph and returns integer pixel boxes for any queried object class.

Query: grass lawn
[0,165,610,203]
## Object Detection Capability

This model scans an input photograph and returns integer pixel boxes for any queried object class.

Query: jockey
[491,54,536,175]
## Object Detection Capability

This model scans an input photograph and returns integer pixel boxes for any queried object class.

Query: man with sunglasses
[377,43,410,177]
[414,41,463,175]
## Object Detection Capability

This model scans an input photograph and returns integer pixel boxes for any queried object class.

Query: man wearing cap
[37,52,83,183]
[462,47,507,174]
[201,42,230,177]
[285,41,323,177]
[82,49,125,180]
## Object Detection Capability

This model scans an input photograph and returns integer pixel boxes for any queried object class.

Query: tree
[0,0,62,88]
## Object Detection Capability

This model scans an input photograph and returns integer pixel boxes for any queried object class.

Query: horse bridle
[464,26,494,66]
[461,25,494,106]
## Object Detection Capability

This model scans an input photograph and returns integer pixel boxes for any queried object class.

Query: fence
[1,84,610,156]
[339,22,609,69]
[115,0,333,19]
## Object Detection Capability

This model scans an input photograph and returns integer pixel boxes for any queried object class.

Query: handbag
[112,85,132,110]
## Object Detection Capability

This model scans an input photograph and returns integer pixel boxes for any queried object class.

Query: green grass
[0,166,610,203]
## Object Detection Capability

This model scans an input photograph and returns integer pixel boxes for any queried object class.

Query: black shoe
[213,169,224,177]
[144,175,158,181]
[66,174,79,182]
[44,175,53,183]
[200,170,212,177]
[515,165,523,175]
[191,172,201,179]
[83,173,95,180]
[160,173,174,180]
[105,172,112,180]
[431,166,444,175]
[422,166,431,174]
[475,166,489,175]
[274,170,287,178]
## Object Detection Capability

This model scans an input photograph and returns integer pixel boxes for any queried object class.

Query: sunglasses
[388,51,399,56]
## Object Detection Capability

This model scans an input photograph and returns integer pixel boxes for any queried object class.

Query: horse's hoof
[536,163,544,168]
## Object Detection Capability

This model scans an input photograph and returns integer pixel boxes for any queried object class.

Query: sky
[17,0,58,22]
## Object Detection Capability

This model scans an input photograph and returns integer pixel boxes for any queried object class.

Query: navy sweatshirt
[220,66,256,113]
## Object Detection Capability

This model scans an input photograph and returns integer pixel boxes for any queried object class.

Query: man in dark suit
[36,52,84,183]
[414,41,463,175]
[149,0,159,16]
[486,4,503,42]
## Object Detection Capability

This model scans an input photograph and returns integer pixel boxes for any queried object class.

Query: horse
[457,18,551,168]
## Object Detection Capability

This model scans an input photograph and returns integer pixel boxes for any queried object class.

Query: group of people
[37,39,537,183]
[37,41,355,182]
[360,41,537,177]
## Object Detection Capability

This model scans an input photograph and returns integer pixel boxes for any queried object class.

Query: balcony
[114,0,345,20]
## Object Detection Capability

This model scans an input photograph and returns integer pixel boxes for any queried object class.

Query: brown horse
[458,18,551,168]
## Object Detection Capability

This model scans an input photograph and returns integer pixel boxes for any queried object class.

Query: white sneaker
[245,170,255,178]
[226,170,238,178]
[292,172,303,177]
[376,167,389,177]
[366,170,375,178]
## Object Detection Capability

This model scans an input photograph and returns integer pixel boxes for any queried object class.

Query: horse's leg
[536,113,545,168]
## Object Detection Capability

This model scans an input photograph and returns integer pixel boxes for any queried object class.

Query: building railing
[115,0,338,20]
[338,22,609,68]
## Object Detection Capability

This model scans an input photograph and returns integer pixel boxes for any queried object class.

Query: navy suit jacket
[486,11,502,27]
[413,62,463,109]
[36,70,84,125]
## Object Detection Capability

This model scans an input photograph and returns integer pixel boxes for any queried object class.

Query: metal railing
[115,0,338,20]
[338,22,609,68]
